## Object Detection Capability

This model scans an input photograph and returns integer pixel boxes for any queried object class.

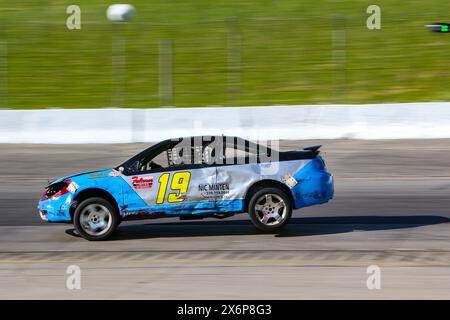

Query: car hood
[47,169,113,186]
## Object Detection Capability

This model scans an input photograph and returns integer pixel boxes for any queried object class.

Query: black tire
[73,197,119,241]
[248,187,292,233]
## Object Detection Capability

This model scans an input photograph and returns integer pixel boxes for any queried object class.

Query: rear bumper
[292,170,334,209]
[324,173,334,200]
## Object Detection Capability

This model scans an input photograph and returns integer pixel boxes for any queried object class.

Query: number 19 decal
[156,171,191,204]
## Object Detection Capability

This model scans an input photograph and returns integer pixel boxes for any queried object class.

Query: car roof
[171,135,244,141]
[161,135,252,146]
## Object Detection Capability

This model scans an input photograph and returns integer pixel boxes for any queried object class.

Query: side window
[169,146,193,168]
[223,138,258,165]
[128,141,208,174]
[126,149,170,174]
[169,138,211,167]
[147,150,170,170]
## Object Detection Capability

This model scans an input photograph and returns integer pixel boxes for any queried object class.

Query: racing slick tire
[73,197,120,241]
[248,187,292,233]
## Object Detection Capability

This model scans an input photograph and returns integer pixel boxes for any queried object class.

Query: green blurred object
[0,1,450,109]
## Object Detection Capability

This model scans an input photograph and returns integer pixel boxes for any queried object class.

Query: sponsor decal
[88,172,109,179]
[132,176,154,189]
[282,174,298,189]
[303,191,327,199]
[199,183,230,198]
[88,170,121,179]
[67,181,79,193]
[108,170,121,177]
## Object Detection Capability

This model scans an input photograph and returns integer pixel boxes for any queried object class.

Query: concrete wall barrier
[1,102,450,143]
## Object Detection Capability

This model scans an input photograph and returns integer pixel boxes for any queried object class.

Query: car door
[122,139,217,215]
[214,137,261,213]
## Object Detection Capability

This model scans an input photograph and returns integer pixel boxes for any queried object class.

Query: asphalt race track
[0,139,449,299]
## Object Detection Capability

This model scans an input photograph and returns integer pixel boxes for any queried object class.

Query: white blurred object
[106,4,136,22]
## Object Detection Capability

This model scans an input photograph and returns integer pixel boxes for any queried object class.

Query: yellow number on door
[168,171,191,203]
[156,173,170,204]
[156,171,191,204]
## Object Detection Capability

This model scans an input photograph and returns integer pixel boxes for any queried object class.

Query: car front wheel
[73,197,119,241]
[248,187,292,233]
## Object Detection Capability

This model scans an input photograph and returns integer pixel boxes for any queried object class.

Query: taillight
[41,180,77,200]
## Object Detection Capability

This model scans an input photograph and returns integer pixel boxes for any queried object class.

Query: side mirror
[118,166,125,173]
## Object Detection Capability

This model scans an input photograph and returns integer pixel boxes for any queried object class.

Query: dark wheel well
[244,180,293,213]
[70,188,119,220]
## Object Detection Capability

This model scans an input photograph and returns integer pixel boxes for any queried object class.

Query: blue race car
[38,136,334,240]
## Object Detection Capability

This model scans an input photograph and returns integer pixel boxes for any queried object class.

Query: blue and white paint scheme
[38,136,334,224]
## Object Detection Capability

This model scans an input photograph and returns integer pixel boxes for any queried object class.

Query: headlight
[41,180,78,200]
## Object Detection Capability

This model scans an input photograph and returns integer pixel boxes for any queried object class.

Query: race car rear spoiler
[303,145,321,152]
[279,145,321,161]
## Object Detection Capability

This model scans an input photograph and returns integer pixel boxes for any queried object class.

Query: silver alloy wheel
[79,204,112,236]
[254,193,287,226]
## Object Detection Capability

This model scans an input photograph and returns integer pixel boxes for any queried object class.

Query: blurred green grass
[0,0,450,109]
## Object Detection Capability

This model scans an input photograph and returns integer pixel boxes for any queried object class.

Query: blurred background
[1,1,450,299]
[0,0,450,109]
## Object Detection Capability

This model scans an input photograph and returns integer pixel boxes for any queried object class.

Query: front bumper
[37,194,73,223]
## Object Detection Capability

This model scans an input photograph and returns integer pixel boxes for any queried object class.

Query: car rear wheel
[73,197,119,241]
[248,187,292,233]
